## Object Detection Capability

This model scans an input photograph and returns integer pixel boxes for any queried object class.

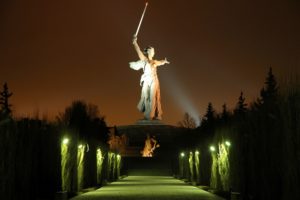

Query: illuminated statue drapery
[129,36,169,120]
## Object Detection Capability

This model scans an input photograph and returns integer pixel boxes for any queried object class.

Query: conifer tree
[0,82,13,117]
[260,67,278,105]
[221,103,230,122]
[234,91,247,116]
[201,102,216,130]
[205,102,215,121]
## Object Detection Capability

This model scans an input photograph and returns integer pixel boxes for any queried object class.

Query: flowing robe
[129,60,162,120]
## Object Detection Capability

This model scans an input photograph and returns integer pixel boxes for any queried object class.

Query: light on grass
[225,141,231,147]
[61,138,69,191]
[78,144,83,149]
[210,146,216,152]
[180,152,185,157]
[117,154,121,159]
[195,150,200,155]
[62,138,69,145]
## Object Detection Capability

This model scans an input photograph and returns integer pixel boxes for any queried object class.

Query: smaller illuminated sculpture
[141,134,159,157]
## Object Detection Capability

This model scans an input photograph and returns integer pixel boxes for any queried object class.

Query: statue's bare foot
[154,116,162,120]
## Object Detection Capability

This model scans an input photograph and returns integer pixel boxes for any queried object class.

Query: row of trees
[177,68,300,200]
[0,82,13,123]
[179,68,278,129]
[0,83,114,199]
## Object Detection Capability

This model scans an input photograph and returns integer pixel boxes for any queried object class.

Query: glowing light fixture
[62,138,69,145]
[225,141,231,147]
[180,152,185,157]
[210,146,216,152]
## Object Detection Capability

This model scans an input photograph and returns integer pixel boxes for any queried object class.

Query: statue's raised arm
[133,36,147,61]
[129,36,146,71]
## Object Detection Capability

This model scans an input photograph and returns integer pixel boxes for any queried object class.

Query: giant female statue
[129,36,170,120]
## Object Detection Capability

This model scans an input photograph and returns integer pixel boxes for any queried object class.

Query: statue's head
[144,46,155,58]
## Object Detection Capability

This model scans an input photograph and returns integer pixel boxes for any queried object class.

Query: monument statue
[130,37,169,120]
[129,2,170,120]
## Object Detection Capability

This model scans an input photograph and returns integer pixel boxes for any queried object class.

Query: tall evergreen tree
[201,102,216,130]
[0,82,13,117]
[260,67,278,105]
[234,91,247,116]
[204,102,215,121]
[221,103,230,122]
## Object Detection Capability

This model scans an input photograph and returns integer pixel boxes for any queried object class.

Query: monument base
[135,119,164,125]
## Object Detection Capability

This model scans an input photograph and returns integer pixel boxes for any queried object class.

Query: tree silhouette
[260,67,278,105]
[57,100,108,141]
[234,91,247,116]
[221,103,230,123]
[201,102,216,130]
[0,82,13,118]
[204,102,215,121]
[178,112,196,129]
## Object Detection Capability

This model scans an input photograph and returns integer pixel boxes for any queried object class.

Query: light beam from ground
[161,70,201,127]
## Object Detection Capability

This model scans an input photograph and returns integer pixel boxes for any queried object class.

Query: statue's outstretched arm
[155,58,170,66]
[133,36,146,60]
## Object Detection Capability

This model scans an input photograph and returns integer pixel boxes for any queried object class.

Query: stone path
[71,176,224,200]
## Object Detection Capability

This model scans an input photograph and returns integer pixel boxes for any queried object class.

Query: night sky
[0,0,299,126]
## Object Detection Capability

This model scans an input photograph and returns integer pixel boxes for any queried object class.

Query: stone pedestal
[135,119,164,125]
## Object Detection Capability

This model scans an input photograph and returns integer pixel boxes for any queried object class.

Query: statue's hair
[143,46,154,55]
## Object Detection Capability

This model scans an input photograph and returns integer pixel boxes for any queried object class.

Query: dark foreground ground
[71,176,224,200]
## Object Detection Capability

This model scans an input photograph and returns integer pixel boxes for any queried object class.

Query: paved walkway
[71,176,224,200]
